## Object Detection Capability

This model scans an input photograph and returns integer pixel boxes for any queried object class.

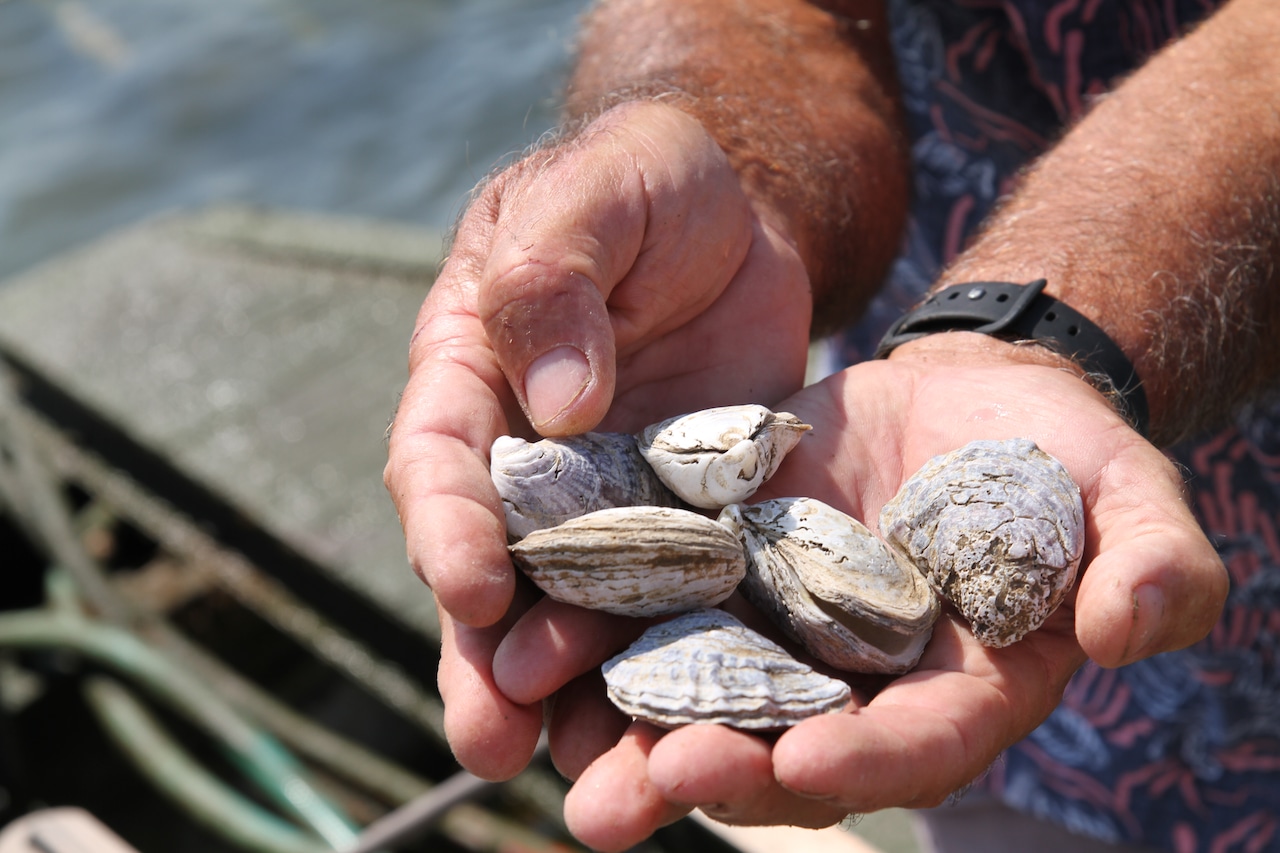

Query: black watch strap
[875,279,1149,437]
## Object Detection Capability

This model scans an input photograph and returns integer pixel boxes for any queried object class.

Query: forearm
[940,0,1280,446]
[567,0,910,335]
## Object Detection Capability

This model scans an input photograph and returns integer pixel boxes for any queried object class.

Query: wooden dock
[0,205,442,643]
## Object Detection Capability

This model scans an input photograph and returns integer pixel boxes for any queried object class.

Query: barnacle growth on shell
[637,404,811,509]
[602,608,852,730]
[879,438,1084,648]
[721,497,939,673]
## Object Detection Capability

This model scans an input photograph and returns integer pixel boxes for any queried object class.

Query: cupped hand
[491,332,1228,851]
[383,100,814,777]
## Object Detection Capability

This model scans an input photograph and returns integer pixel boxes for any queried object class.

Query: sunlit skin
[470,344,1220,849]
[385,0,1279,848]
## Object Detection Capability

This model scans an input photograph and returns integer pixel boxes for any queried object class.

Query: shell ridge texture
[602,609,851,730]
[721,498,939,674]
[490,432,683,538]
[510,506,745,617]
[637,405,810,509]
[880,438,1084,648]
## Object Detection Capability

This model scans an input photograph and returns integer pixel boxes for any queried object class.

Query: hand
[384,100,814,778]
[490,333,1228,850]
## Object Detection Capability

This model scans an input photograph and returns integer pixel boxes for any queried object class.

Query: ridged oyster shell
[508,507,745,617]
[720,498,939,674]
[637,404,811,509]
[490,432,683,540]
[602,609,852,730]
[879,438,1084,648]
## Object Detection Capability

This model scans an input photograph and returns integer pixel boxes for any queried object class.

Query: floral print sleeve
[831,2,1280,850]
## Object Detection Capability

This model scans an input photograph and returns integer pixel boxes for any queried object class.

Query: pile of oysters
[490,404,1083,731]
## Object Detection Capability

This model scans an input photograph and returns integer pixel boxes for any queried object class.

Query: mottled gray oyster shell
[637,404,811,509]
[879,438,1084,648]
[602,609,852,730]
[720,498,939,674]
[490,432,683,540]
[508,507,746,617]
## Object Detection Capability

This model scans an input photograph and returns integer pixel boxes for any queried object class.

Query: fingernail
[524,346,591,429]
[1126,583,1165,662]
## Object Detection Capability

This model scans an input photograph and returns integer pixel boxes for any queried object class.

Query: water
[0,0,590,281]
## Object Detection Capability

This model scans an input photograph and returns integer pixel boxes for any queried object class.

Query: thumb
[477,101,753,435]
[1075,528,1227,666]
[481,262,619,436]
[1072,446,1229,667]
[476,108,651,435]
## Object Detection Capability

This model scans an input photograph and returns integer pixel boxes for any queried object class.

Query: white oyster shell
[508,507,746,617]
[879,438,1084,648]
[637,404,811,509]
[720,498,939,674]
[490,432,684,540]
[602,609,852,730]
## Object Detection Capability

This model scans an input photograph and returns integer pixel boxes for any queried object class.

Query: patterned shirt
[832,2,1280,850]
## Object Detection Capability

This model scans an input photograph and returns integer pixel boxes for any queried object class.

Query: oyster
[602,608,852,730]
[720,498,939,674]
[490,432,683,540]
[508,506,745,617]
[879,438,1084,648]
[637,404,811,509]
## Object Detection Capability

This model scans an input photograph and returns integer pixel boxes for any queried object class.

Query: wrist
[887,330,1083,374]
[886,332,1145,437]
[878,281,1150,437]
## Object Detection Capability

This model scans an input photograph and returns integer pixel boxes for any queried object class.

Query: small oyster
[602,609,852,730]
[879,438,1084,648]
[508,507,745,617]
[720,498,939,674]
[637,404,811,509]
[490,432,683,540]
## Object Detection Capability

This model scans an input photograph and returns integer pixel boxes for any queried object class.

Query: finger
[772,617,1083,812]
[647,724,849,828]
[1072,442,1228,666]
[492,598,650,704]
[546,670,632,781]
[385,270,518,626]
[437,605,544,781]
[478,101,751,435]
[562,721,691,852]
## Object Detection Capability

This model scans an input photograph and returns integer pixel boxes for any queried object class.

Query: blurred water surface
[0,0,589,281]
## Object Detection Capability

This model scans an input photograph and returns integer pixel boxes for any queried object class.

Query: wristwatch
[875,279,1150,437]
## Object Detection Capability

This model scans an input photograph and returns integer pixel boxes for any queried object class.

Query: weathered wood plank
[0,205,442,639]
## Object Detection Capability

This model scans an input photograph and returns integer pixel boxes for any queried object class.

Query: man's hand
[384,100,815,777]
[385,0,908,790]
[487,335,1227,851]
[387,0,1272,843]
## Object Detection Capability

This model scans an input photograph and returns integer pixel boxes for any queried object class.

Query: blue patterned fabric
[831,2,1280,850]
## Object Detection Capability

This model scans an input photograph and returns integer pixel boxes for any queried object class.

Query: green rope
[0,610,359,849]
[84,676,332,853]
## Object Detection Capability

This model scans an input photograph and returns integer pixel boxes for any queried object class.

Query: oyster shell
[637,404,811,509]
[602,608,852,730]
[879,438,1084,648]
[720,498,939,674]
[508,506,746,617]
[490,432,683,540]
